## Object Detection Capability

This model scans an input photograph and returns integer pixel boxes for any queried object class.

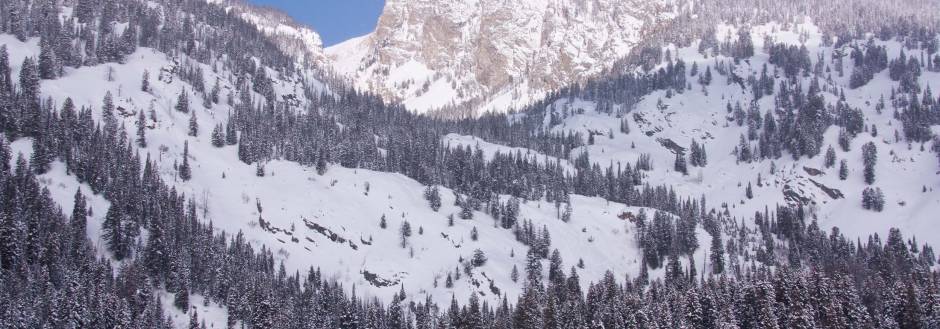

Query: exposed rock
[803,166,825,176]
[809,179,844,199]
[326,0,677,114]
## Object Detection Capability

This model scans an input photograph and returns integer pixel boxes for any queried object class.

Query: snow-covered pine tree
[211,124,225,147]
[176,89,190,113]
[136,110,147,148]
[188,111,199,137]
[862,141,877,184]
[179,141,192,181]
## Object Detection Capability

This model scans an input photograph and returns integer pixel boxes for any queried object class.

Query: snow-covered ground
[1,34,658,307]
[4,16,939,328]
[541,20,940,246]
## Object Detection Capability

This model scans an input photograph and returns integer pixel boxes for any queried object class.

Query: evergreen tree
[136,110,148,148]
[525,248,543,288]
[862,142,877,184]
[839,160,848,180]
[211,124,225,147]
[255,162,265,177]
[424,185,442,212]
[174,281,190,311]
[824,145,836,168]
[176,89,190,113]
[225,118,238,145]
[102,200,130,260]
[188,111,199,137]
[18,57,41,136]
[38,35,59,79]
[399,221,412,248]
[30,135,52,174]
[70,188,88,249]
[710,233,724,275]
[141,70,150,92]
[675,152,689,175]
[179,141,192,181]
[471,249,487,267]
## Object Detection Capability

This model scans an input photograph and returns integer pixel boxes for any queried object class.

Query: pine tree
[548,249,564,284]
[141,70,150,92]
[176,89,190,113]
[179,141,192,181]
[710,232,724,275]
[188,111,199,137]
[424,185,442,211]
[103,200,129,260]
[316,151,328,175]
[30,135,52,174]
[189,310,200,329]
[471,249,487,267]
[211,80,221,104]
[873,188,885,211]
[101,91,119,139]
[824,145,836,168]
[839,160,848,180]
[18,57,41,136]
[0,138,8,175]
[525,248,543,288]
[862,142,877,184]
[690,140,708,167]
[675,152,689,175]
[399,221,412,248]
[255,162,265,177]
[70,189,88,249]
[460,198,474,220]
[211,124,225,147]
[174,281,190,311]
[225,118,238,145]
[38,35,59,79]
[136,110,148,148]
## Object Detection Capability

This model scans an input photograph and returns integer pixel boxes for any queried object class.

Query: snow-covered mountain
[539,20,940,246]
[326,0,680,115]
[3,0,940,327]
[207,0,330,69]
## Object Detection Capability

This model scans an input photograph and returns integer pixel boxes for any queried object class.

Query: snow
[161,292,233,329]
[325,34,372,74]
[4,14,940,328]
[1,34,40,79]
[543,20,940,246]
[1,34,656,309]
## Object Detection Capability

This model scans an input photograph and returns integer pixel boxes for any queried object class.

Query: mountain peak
[327,0,678,115]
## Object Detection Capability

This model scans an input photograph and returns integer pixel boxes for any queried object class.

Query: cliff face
[327,0,678,115]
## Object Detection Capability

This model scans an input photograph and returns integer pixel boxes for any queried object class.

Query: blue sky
[249,0,385,47]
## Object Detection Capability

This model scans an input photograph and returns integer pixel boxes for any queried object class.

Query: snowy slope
[4,7,940,327]
[1,34,664,308]
[537,20,940,245]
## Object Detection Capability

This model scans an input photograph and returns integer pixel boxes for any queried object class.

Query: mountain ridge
[325,0,680,116]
